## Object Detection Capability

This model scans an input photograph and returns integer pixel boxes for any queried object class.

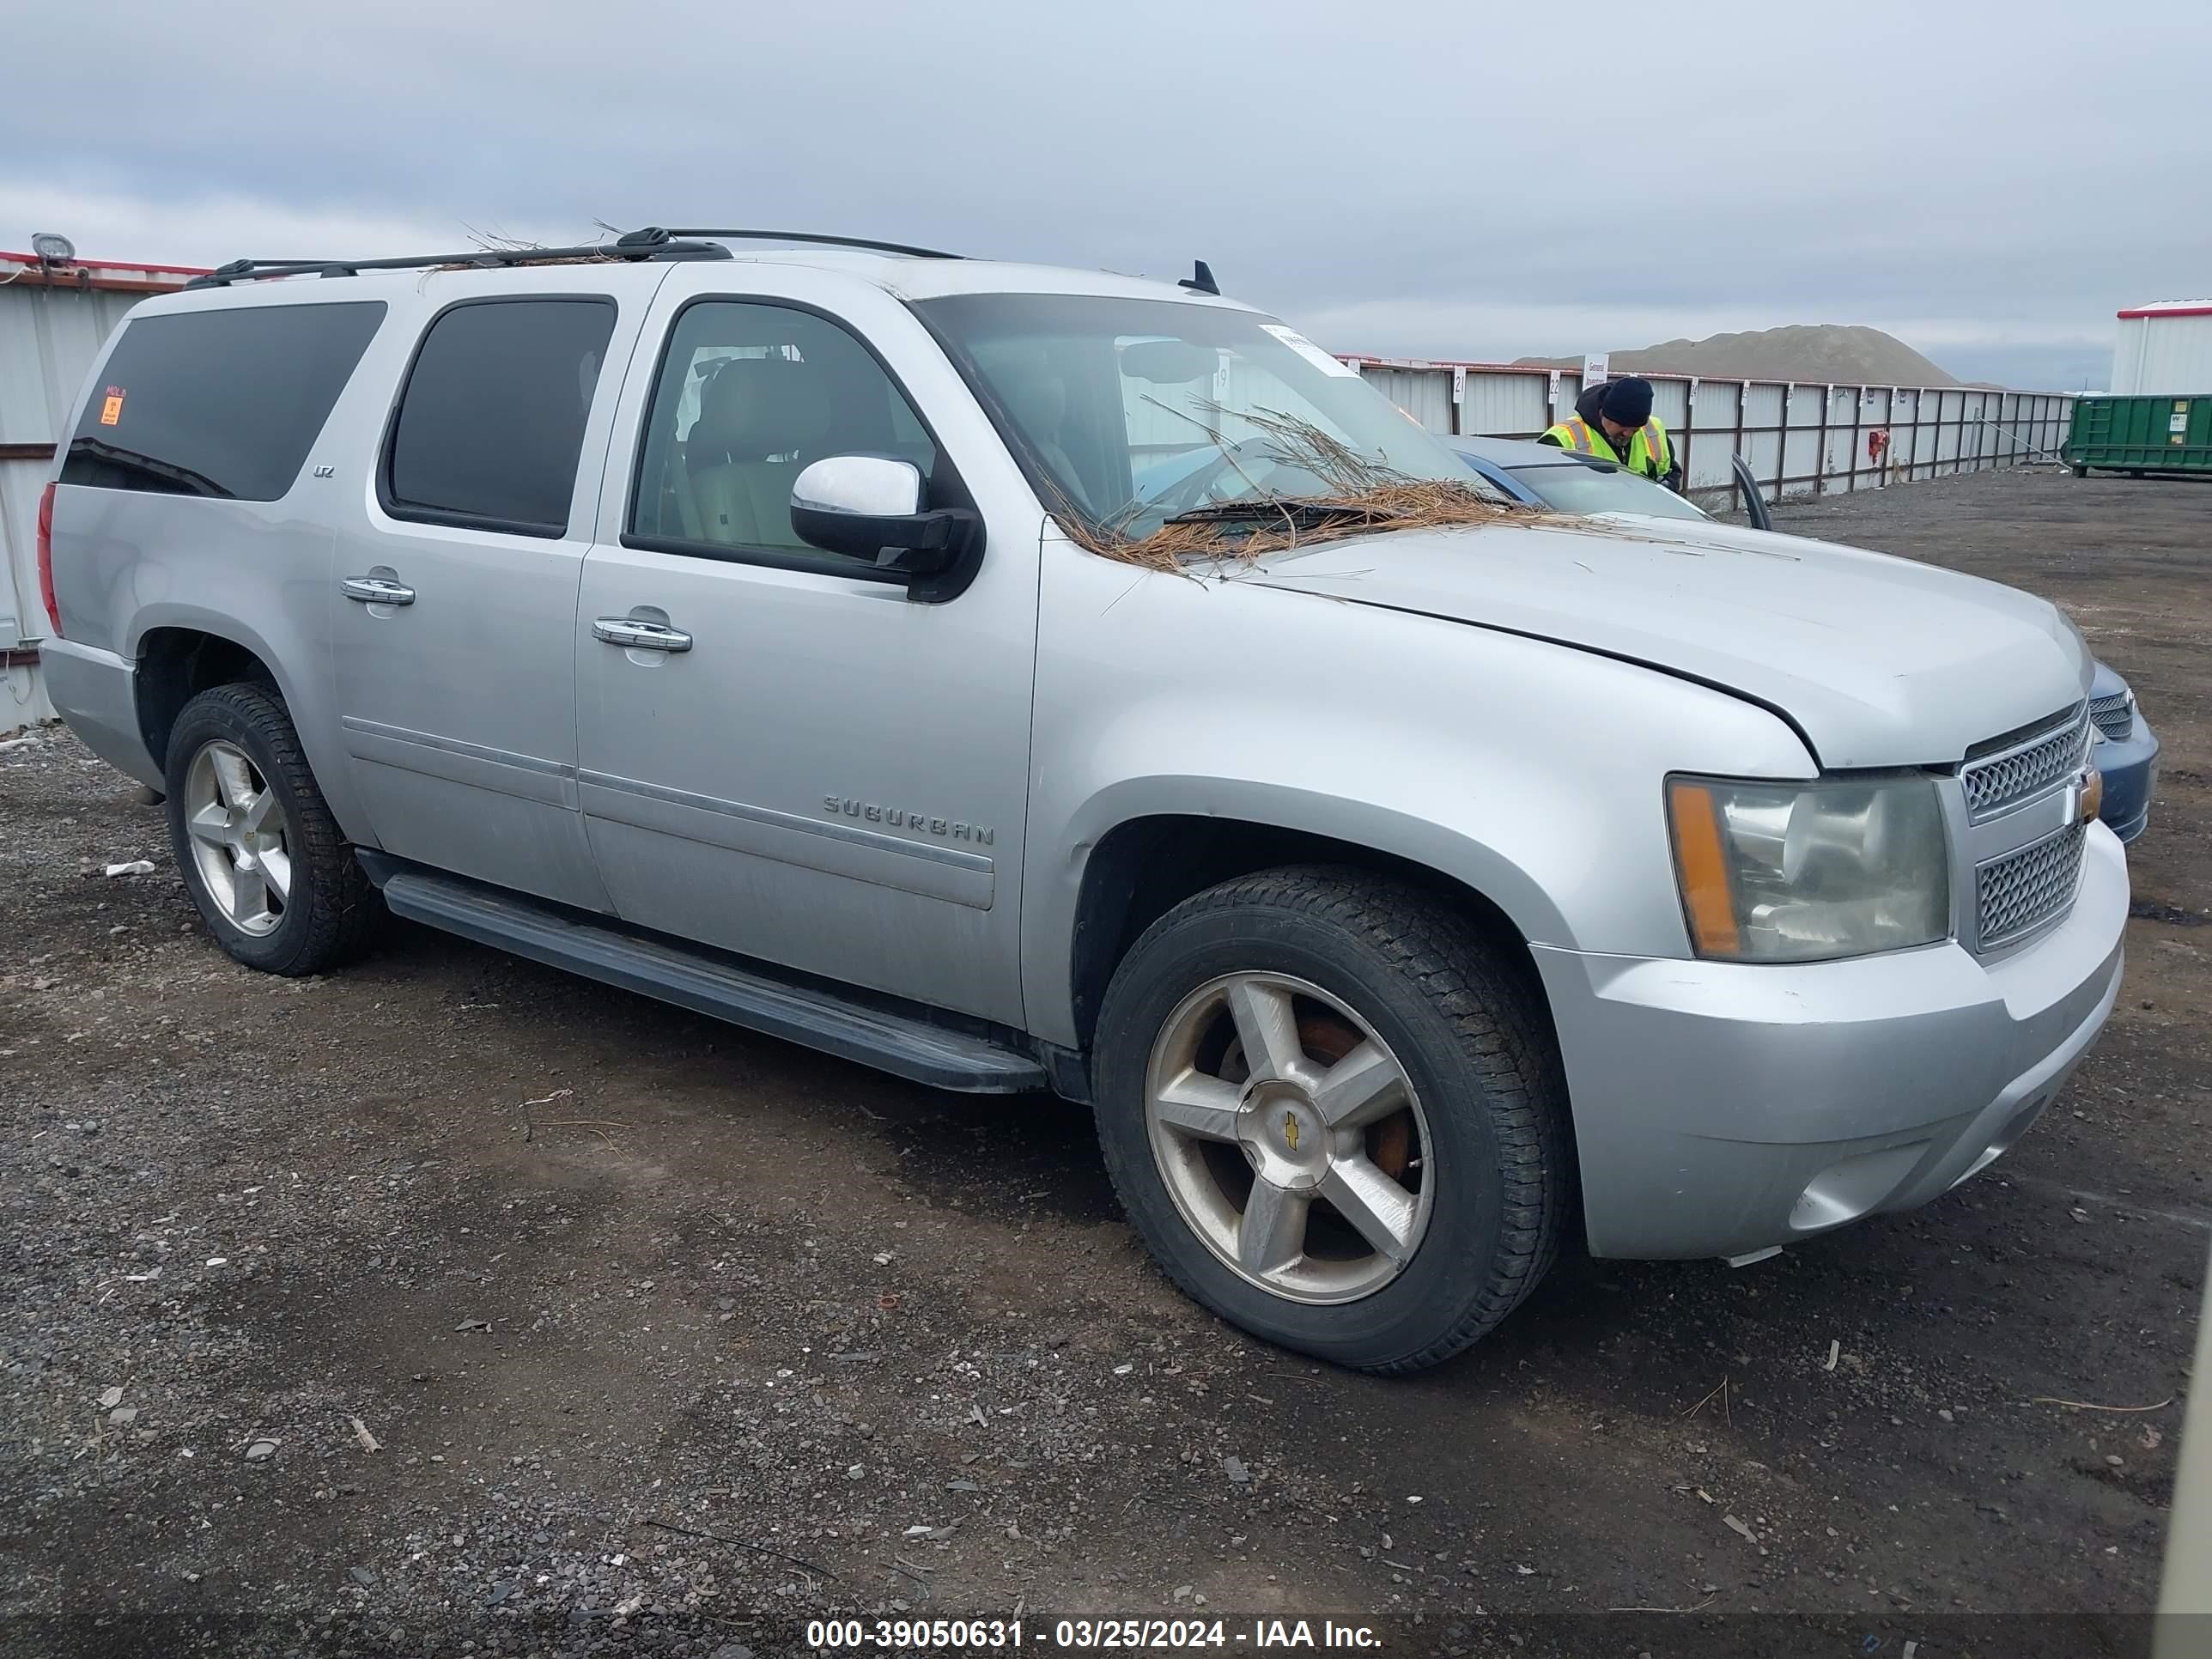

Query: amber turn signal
[1667,780,1741,957]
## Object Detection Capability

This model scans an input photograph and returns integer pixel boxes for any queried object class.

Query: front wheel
[1092,867,1570,1373]
[164,683,380,975]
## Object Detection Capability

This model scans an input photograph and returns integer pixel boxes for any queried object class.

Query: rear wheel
[1093,866,1569,1373]
[164,684,379,975]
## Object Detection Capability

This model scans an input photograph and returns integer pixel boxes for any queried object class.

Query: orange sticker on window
[99,392,125,426]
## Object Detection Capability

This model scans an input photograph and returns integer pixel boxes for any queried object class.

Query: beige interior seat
[683,356,836,550]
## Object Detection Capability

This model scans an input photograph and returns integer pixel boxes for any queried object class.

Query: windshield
[915,295,1503,538]
[1505,460,1706,522]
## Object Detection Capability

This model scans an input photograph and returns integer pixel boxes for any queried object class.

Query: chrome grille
[1960,705,2090,820]
[1976,820,2087,947]
[2089,691,2134,743]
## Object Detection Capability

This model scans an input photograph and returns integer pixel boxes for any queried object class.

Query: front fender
[1065,772,1575,942]
[1022,543,1815,1047]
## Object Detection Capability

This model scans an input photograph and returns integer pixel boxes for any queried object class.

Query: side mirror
[1729,453,1774,532]
[790,455,981,580]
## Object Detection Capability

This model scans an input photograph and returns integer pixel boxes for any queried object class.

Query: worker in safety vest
[1540,375,1680,491]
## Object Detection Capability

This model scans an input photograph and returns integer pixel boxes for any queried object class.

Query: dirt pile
[1519,323,1964,386]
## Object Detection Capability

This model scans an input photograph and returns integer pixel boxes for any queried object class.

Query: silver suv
[35,229,2127,1372]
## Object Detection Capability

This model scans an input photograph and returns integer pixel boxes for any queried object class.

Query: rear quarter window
[61,301,386,501]
[381,296,617,536]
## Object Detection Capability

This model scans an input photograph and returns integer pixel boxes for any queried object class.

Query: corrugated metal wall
[1357,366,1455,435]
[3,266,161,723]
[1340,354,2074,510]
[2111,311,2212,396]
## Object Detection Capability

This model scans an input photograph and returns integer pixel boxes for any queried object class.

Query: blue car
[2087,660,2158,843]
[1447,434,2159,844]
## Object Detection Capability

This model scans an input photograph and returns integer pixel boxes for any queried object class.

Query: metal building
[2110,301,2212,396]
[3,246,205,724]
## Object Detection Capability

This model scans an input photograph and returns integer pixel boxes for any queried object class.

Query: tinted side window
[62,301,386,501]
[630,301,938,561]
[384,298,617,535]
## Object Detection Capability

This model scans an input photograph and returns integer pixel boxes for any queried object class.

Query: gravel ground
[1,469,2204,1659]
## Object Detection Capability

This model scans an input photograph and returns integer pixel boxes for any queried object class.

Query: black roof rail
[183,228,732,289]
[663,228,964,260]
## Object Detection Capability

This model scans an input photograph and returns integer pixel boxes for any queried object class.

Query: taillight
[35,482,61,638]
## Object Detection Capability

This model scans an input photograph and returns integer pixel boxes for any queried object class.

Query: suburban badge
[823,795,994,845]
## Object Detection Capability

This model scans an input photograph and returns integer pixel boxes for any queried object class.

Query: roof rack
[184,227,732,289]
[663,228,963,260]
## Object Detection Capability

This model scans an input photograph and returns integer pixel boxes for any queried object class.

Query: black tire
[1092,866,1569,1374]
[163,683,380,975]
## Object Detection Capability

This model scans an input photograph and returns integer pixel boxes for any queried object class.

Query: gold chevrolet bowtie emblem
[1283,1115,1300,1152]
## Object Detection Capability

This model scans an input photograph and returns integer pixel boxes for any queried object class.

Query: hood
[1245,514,2090,769]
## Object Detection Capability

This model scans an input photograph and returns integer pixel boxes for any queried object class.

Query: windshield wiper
[1162,497,1378,529]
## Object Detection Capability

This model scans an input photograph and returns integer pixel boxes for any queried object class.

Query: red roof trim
[2118,304,2212,319]
[0,251,212,276]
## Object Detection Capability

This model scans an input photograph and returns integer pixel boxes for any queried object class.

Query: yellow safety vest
[1543,414,1674,483]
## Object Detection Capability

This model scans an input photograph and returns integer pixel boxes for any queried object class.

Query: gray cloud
[8,0,2204,388]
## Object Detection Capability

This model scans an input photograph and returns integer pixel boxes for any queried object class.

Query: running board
[376,869,1047,1095]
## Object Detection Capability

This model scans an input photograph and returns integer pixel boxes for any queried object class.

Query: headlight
[1667,773,1950,962]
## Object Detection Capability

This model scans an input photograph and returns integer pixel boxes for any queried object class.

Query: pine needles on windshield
[1060,481,1551,574]
[1057,404,1556,573]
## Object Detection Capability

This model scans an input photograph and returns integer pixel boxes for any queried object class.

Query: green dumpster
[2063,394,2212,477]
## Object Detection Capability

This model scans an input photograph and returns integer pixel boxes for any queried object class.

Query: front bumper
[1534,823,2129,1260]
[2096,717,2159,843]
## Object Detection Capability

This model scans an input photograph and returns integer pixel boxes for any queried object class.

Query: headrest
[691,354,836,463]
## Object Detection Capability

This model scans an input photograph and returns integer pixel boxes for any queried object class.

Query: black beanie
[1600,377,1656,426]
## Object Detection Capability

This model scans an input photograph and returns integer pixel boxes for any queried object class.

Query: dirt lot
[2,469,2206,1659]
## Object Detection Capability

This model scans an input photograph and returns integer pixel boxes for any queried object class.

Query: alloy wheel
[1144,972,1433,1304]
[181,739,293,937]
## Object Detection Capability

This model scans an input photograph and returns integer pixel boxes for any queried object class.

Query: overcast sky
[7,0,2205,390]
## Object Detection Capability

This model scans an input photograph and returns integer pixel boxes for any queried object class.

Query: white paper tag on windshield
[1261,324,1360,379]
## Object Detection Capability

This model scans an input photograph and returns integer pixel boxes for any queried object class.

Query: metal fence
[1340,356,2074,511]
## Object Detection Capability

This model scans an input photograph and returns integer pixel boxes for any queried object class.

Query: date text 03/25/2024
[805,1618,1385,1650]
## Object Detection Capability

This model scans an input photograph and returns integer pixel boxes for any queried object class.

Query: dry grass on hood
[1059,477,1565,572]
[1054,404,1571,572]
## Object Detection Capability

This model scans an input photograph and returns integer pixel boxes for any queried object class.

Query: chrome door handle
[341,576,416,605]
[592,617,693,653]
